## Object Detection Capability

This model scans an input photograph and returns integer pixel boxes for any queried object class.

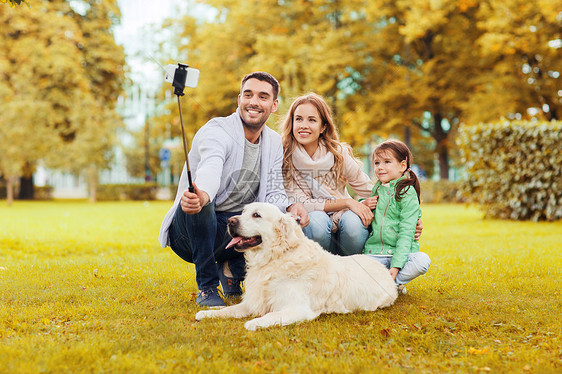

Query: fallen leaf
[468,347,489,355]
[380,328,391,337]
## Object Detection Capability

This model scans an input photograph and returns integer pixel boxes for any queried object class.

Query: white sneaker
[397,285,407,295]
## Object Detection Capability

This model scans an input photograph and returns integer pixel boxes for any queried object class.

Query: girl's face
[373,150,407,183]
[292,103,325,157]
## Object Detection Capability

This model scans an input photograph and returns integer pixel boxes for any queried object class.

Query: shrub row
[0,183,53,200]
[457,120,561,221]
[96,183,159,201]
[420,180,465,204]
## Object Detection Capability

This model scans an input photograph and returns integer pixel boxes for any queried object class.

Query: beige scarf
[292,142,337,198]
[292,142,349,232]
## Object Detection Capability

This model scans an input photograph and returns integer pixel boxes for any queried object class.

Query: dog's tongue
[226,236,243,249]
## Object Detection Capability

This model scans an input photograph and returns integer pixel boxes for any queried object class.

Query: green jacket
[363,176,421,269]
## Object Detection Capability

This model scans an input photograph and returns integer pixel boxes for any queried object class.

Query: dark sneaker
[196,288,225,307]
[218,261,243,297]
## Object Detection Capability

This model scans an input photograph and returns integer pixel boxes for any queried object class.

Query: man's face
[238,78,278,130]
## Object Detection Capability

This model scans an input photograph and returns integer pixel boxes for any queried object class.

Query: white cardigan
[158,109,288,247]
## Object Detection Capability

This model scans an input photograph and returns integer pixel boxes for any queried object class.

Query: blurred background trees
[144,0,560,182]
[0,0,29,7]
[1,0,560,216]
[0,0,125,204]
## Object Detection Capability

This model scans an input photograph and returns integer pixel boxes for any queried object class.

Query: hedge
[457,120,561,221]
[420,180,465,204]
[96,183,159,201]
[0,183,52,200]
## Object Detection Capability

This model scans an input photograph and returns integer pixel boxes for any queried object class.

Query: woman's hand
[287,203,310,227]
[347,199,374,227]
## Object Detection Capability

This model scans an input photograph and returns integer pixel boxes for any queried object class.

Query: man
[158,72,310,307]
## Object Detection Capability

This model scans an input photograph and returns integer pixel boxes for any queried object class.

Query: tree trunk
[404,125,412,150]
[88,164,98,203]
[6,176,16,206]
[18,175,34,200]
[433,113,450,180]
[438,147,449,180]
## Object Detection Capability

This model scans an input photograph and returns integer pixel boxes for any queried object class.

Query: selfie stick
[172,64,194,193]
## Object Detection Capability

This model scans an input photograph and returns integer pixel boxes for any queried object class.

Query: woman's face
[292,103,325,157]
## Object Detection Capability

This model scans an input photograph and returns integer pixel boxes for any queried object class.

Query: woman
[281,93,378,255]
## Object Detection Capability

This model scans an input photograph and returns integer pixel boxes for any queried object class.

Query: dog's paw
[245,317,275,331]
[244,319,260,331]
[195,310,214,320]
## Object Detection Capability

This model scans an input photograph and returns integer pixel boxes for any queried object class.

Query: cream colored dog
[195,202,398,331]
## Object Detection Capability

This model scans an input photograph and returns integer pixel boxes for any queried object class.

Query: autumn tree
[0,0,28,7]
[464,0,562,123]
[151,0,373,164]
[0,1,90,203]
[0,0,125,203]
[152,0,561,180]
[65,0,126,202]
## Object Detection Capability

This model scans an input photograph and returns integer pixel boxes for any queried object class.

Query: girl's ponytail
[396,168,421,203]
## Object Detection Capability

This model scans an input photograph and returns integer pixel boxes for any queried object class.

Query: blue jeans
[366,252,431,285]
[302,210,370,256]
[168,201,246,291]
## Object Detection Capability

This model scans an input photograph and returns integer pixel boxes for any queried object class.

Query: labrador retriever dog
[195,202,398,331]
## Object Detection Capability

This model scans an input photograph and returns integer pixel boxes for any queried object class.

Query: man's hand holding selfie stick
[180,183,209,215]
[165,63,202,213]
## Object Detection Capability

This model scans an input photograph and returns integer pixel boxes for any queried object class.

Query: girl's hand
[414,219,423,241]
[389,267,399,281]
[361,196,378,210]
[347,199,374,227]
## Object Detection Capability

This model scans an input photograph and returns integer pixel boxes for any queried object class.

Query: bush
[96,183,159,201]
[457,120,561,221]
[34,185,53,200]
[420,180,465,204]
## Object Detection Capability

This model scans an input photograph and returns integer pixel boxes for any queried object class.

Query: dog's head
[226,202,304,256]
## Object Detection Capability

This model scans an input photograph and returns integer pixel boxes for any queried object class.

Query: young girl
[363,139,431,293]
[282,93,375,256]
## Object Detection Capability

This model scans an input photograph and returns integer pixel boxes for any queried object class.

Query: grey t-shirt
[217,137,261,212]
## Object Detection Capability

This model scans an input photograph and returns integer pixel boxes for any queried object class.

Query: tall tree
[0,0,125,202]
[66,0,126,202]
[0,1,91,201]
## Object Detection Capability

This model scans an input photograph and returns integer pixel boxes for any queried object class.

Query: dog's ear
[273,213,305,249]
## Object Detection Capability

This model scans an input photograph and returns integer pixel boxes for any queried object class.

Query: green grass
[0,201,560,373]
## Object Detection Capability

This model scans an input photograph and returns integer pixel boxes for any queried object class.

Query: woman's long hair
[372,139,421,203]
[281,93,349,188]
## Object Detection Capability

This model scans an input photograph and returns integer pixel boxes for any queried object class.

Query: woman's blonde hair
[281,93,348,188]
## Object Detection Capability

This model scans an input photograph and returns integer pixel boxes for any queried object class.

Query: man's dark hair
[241,71,280,100]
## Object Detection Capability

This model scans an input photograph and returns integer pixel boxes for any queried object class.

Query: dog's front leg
[195,302,252,321]
[244,306,319,331]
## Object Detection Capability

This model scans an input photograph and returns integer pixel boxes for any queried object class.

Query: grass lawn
[0,201,560,373]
